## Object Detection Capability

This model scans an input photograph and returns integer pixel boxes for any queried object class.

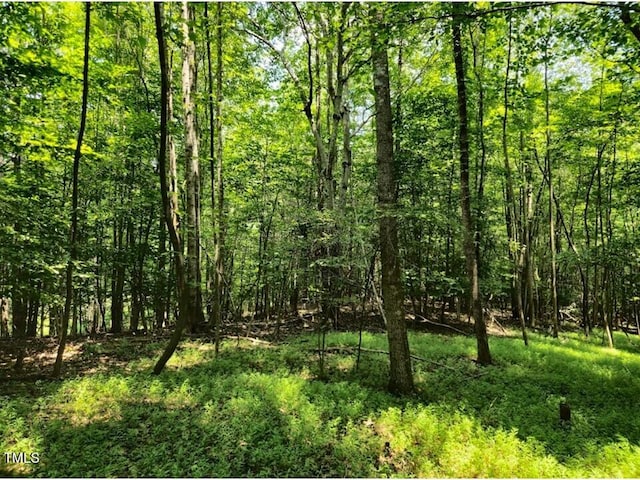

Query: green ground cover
[2,330,640,477]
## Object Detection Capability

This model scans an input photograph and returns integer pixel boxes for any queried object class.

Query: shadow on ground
[2,330,640,477]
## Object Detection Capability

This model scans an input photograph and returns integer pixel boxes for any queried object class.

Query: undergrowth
[1,329,639,477]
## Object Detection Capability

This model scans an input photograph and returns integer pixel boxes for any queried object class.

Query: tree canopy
[1,1,640,385]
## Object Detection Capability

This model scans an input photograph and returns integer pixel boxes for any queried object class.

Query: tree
[205,1,225,354]
[5,0,640,381]
[500,13,528,346]
[451,3,491,366]
[153,1,189,375]
[372,4,414,395]
[53,2,91,377]
[181,0,205,333]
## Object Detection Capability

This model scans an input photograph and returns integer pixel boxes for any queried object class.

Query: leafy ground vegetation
[2,329,640,478]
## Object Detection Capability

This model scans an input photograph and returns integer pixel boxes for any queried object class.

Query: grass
[1,329,640,477]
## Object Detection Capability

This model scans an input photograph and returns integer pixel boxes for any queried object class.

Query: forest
[1,1,640,477]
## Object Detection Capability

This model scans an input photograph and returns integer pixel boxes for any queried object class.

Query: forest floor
[0,307,515,383]
[2,314,640,477]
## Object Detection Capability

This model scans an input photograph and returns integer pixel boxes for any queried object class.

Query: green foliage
[3,3,640,475]
[2,332,640,477]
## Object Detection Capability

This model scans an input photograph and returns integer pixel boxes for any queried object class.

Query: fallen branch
[315,346,460,372]
[410,314,471,336]
[220,335,273,345]
[486,312,507,333]
[242,317,303,328]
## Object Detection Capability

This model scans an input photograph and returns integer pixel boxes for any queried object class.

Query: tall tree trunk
[204,2,218,345]
[371,5,414,395]
[11,154,28,369]
[596,141,614,348]
[501,15,528,346]
[181,0,205,333]
[543,18,559,338]
[522,131,537,328]
[54,2,90,377]
[153,2,190,375]
[469,25,487,268]
[213,2,225,354]
[451,4,491,365]
[339,1,352,211]
[340,80,352,209]
[584,158,598,336]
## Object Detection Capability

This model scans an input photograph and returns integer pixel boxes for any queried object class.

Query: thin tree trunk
[543,19,559,338]
[501,15,528,346]
[371,5,414,395]
[339,61,352,209]
[214,2,224,355]
[597,141,613,348]
[452,4,491,365]
[155,212,167,330]
[27,281,41,337]
[54,2,90,377]
[584,161,597,336]
[153,2,189,375]
[111,217,125,333]
[11,277,27,370]
[11,154,28,368]
[204,2,218,345]
[522,131,537,328]
[469,25,487,267]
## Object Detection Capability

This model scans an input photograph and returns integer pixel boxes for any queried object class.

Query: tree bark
[451,4,491,365]
[521,130,537,328]
[214,2,225,354]
[501,15,528,346]
[338,3,353,211]
[111,216,125,333]
[204,2,219,347]
[372,5,414,395]
[181,0,205,333]
[543,23,559,338]
[469,25,487,268]
[155,212,167,330]
[54,2,90,377]
[620,5,640,44]
[153,2,190,375]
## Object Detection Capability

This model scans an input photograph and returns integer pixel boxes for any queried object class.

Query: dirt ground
[0,307,519,385]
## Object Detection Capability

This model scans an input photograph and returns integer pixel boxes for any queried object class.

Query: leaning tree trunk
[451,4,491,365]
[54,2,90,377]
[371,5,414,395]
[153,2,190,375]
